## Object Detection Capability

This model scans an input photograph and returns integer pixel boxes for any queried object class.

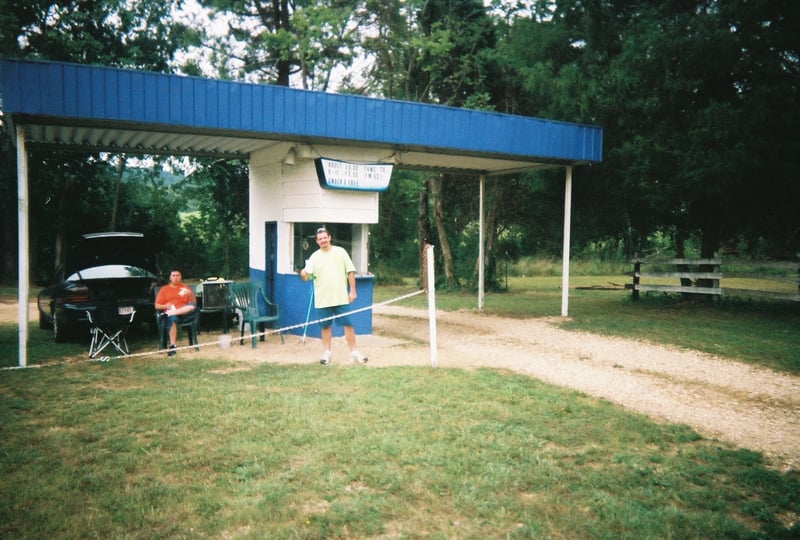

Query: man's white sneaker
[350,351,368,364]
[320,350,332,365]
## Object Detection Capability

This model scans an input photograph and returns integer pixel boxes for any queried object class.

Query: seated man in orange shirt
[154,268,197,356]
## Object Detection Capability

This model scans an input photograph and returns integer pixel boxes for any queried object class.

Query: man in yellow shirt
[300,227,367,365]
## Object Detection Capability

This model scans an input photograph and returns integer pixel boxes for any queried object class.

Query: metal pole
[561,165,573,317]
[302,283,314,344]
[478,174,485,309]
[426,244,438,368]
[17,125,29,367]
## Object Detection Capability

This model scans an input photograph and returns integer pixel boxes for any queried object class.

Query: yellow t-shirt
[304,246,356,308]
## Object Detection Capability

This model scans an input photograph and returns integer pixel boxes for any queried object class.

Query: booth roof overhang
[2,58,604,367]
[0,58,602,174]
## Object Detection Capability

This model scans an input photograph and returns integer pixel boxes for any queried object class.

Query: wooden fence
[629,258,800,302]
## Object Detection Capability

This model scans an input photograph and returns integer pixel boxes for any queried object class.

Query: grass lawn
[1,279,799,538]
[2,361,798,539]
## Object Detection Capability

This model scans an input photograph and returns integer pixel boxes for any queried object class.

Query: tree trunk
[473,178,504,285]
[622,209,635,259]
[675,230,692,287]
[697,227,720,295]
[429,175,458,287]
[109,155,126,232]
[274,0,292,86]
[418,188,429,288]
[53,174,73,272]
[223,219,231,278]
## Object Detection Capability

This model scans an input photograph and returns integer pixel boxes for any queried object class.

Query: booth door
[265,221,277,301]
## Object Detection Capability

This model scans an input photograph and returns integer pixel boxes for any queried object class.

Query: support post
[561,166,573,317]
[426,244,438,368]
[17,125,29,367]
[478,174,485,309]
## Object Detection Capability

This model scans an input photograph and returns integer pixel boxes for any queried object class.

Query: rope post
[425,244,438,368]
[478,174,485,310]
[17,125,29,367]
[561,165,573,317]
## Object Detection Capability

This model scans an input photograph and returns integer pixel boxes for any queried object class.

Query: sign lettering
[315,158,393,192]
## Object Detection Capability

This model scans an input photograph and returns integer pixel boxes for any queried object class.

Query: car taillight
[63,289,89,303]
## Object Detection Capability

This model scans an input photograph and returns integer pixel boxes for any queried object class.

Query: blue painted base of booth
[249,269,373,339]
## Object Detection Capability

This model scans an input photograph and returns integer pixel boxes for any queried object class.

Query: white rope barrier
[2,288,426,371]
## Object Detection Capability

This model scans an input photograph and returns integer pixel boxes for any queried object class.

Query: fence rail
[629,258,800,302]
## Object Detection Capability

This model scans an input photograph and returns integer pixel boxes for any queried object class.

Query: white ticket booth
[248,143,393,337]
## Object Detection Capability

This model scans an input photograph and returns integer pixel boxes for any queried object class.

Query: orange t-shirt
[156,284,196,310]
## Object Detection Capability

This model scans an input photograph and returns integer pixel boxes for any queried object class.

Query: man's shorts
[163,311,196,328]
[317,305,353,329]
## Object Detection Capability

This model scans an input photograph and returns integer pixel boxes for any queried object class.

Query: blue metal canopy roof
[0,58,602,174]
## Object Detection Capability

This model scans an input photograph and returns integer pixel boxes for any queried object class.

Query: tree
[178,160,250,278]
[196,0,361,89]
[362,0,506,287]
[719,0,800,257]
[502,0,800,259]
[428,174,458,287]
[370,169,426,282]
[0,0,199,70]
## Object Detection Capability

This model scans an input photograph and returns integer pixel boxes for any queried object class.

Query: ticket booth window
[293,223,353,270]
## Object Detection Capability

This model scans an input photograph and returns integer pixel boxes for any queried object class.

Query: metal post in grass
[426,243,438,368]
[478,174,485,310]
[561,165,573,317]
[17,125,29,367]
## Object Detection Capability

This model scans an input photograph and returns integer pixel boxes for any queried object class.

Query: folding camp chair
[229,282,283,348]
[87,301,136,358]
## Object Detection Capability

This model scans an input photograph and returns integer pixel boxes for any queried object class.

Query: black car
[38,232,159,342]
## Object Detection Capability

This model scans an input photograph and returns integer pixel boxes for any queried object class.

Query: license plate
[118,306,134,315]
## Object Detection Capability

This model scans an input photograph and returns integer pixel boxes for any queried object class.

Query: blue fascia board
[0,58,603,163]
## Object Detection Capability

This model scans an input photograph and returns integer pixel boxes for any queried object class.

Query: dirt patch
[12,301,800,471]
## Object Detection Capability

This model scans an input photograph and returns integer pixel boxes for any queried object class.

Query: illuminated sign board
[315,158,393,192]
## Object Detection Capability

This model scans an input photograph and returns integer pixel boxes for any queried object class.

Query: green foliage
[198,0,361,88]
[497,0,800,259]
[173,159,250,279]
[360,0,503,107]
[371,169,426,280]
[0,0,198,69]
[17,153,178,283]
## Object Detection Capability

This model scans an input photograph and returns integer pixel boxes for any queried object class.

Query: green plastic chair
[229,282,283,348]
[154,286,200,351]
